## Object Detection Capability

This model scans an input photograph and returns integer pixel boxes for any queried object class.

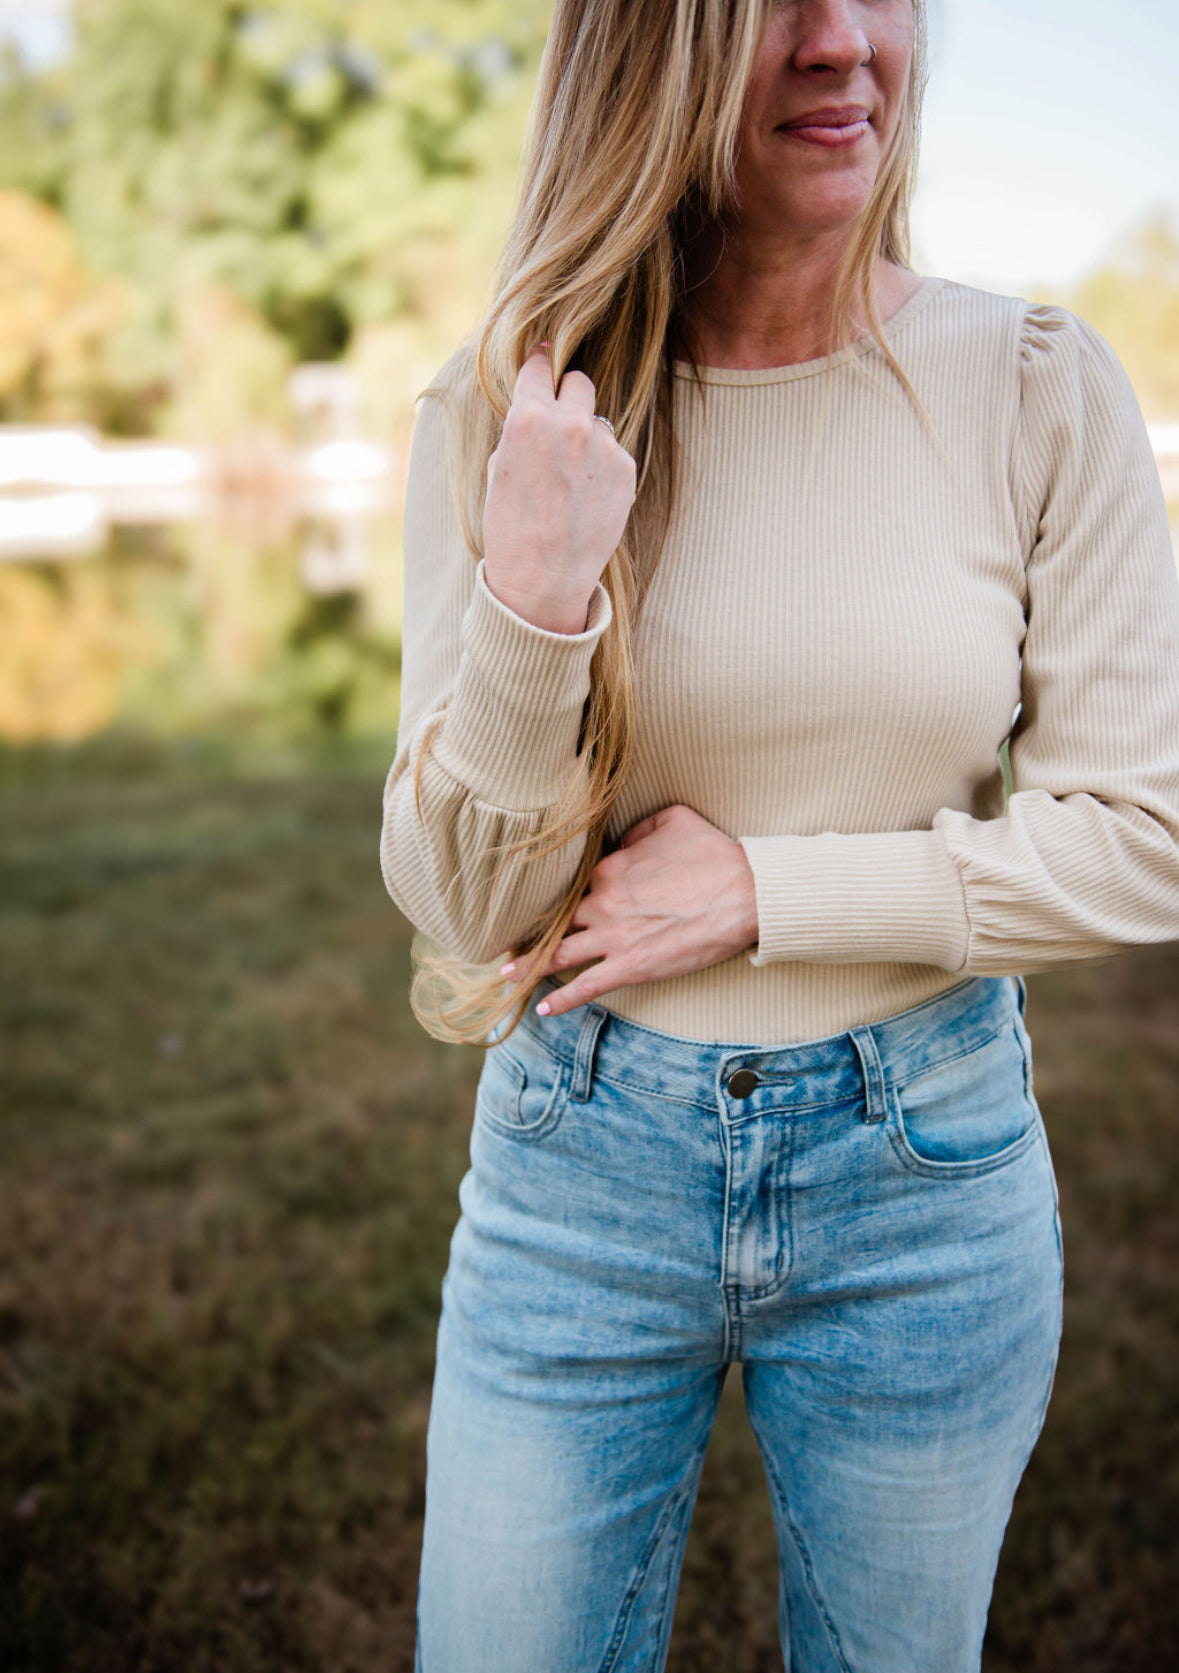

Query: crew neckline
[672,274,947,386]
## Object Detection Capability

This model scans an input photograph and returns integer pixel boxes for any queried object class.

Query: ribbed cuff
[431,560,613,811]
[738,828,971,971]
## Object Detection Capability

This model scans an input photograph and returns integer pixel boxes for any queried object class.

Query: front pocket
[474,1037,569,1142]
[887,1019,1040,1179]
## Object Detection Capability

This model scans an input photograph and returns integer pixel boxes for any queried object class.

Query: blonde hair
[411,0,930,1044]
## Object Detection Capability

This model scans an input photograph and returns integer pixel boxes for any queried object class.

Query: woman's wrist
[728,844,761,953]
[482,560,593,636]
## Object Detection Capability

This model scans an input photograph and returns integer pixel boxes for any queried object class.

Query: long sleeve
[738,303,1179,974]
[379,377,611,964]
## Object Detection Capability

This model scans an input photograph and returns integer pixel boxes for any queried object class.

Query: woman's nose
[790,0,872,77]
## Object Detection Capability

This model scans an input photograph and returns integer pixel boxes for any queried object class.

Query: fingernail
[535,1000,551,1016]
[499,962,516,976]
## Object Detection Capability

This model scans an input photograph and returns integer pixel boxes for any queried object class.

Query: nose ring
[862,41,877,66]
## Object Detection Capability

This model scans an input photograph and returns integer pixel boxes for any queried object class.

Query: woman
[380,1,1179,1668]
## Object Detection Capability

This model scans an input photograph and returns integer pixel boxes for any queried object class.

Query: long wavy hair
[410,0,930,1044]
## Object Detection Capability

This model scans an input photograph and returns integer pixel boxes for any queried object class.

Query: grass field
[1,764,1176,1671]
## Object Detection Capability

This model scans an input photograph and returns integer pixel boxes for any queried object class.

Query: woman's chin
[770,194,881,242]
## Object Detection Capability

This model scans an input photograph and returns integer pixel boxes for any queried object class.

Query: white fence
[1,420,1176,564]
[0,427,397,560]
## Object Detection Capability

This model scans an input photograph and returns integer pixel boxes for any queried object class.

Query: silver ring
[593,415,616,437]
[863,41,877,66]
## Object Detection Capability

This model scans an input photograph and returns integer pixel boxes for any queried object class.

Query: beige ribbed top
[380,276,1179,1044]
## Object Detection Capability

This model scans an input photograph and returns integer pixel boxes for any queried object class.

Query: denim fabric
[417,976,1064,1673]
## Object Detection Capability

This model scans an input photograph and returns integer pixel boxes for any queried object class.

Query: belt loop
[569,1004,608,1102]
[1014,973,1028,1017]
[849,1025,888,1125]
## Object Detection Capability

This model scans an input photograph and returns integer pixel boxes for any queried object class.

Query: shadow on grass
[0,760,1176,1671]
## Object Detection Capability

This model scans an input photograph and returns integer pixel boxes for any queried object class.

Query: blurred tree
[163,285,294,442]
[0,0,552,430]
[0,562,153,742]
[0,38,72,205]
[0,189,127,423]
[1050,207,1179,421]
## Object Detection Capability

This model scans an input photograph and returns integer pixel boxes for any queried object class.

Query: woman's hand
[482,344,637,635]
[502,805,760,1016]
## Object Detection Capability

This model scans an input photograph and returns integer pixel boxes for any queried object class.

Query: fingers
[497,947,547,986]
[547,929,600,975]
[511,343,598,417]
[500,929,599,984]
[554,366,596,417]
[499,922,612,1017]
[621,805,704,847]
[620,814,659,848]
[535,962,618,1018]
[568,894,598,929]
[512,343,557,406]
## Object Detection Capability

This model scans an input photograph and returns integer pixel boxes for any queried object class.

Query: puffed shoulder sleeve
[379,369,612,964]
[741,303,1179,973]
[929,303,1179,970]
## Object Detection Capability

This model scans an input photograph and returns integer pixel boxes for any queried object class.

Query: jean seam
[755,1444,858,1673]
[870,972,981,1029]
[887,1014,1013,1092]
[1030,1324,1062,1446]
[590,1067,716,1112]
[724,1095,858,1123]
[1012,1203,1063,1502]
[718,1108,738,1361]
[474,1060,571,1142]
[521,979,1013,1112]
[885,1084,1041,1180]
[647,1473,703,1673]
[1032,1123,1065,1440]
[736,1116,796,1304]
[596,1440,713,1673]
[1039,1116,1065,1271]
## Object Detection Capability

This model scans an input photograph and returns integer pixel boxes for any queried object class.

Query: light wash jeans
[417,975,1064,1673]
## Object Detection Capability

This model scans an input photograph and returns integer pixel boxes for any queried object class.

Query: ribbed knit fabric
[380,276,1179,1044]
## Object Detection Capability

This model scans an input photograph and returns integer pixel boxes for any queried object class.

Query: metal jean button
[727,1069,759,1099]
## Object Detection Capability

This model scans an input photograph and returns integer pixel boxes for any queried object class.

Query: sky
[0,0,1176,296]
[914,0,1179,291]
[0,0,68,72]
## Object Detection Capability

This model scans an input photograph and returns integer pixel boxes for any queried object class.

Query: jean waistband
[512,975,1028,1119]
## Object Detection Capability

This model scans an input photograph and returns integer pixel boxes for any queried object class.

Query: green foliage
[1058,208,1179,421]
[0,189,128,422]
[0,0,552,424]
[0,40,72,205]
[0,514,404,756]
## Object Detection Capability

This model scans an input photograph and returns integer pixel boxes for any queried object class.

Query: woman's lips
[775,111,869,147]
